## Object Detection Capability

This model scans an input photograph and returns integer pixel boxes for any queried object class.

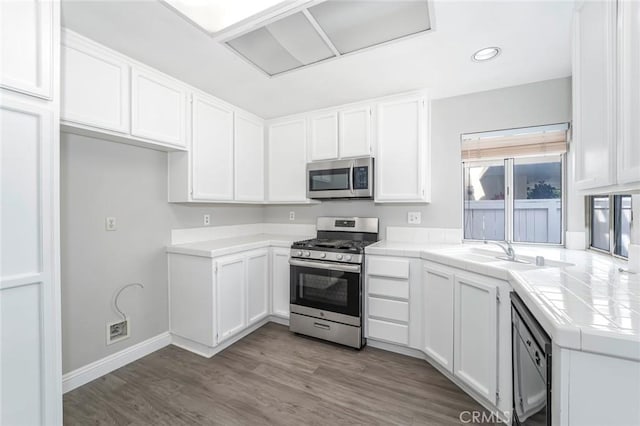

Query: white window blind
[461,123,569,161]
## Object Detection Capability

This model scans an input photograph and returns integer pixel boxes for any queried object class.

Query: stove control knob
[320,253,326,258]
[345,255,352,261]
[296,251,303,256]
[336,254,343,260]
[303,251,311,257]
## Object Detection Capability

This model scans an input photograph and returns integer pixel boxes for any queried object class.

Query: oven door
[289,258,361,325]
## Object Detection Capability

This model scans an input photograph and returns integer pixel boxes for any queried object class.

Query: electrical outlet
[289,211,295,221]
[105,217,117,231]
[408,212,422,225]
[204,214,211,225]
[106,318,129,344]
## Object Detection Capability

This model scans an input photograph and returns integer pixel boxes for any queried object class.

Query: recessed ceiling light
[472,47,501,62]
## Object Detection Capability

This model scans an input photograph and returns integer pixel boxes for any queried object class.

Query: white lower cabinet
[169,247,285,354]
[365,255,422,349]
[453,271,499,404]
[422,262,454,373]
[216,254,247,343]
[367,255,511,415]
[247,249,269,325]
[271,247,291,318]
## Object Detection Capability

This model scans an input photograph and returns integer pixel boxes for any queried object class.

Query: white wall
[60,132,262,373]
[264,77,574,239]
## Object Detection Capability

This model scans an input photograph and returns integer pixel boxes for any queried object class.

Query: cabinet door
[376,97,427,202]
[422,263,454,373]
[246,250,269,325]
[339,106,371,158]
[61,37,129,133]
[0,0,53,98]
[191,94,234,201]
[572,1,617,189]
[216,255,246,342]
[617,0,640,185]
[131,67,187,147]
[235,112,265,201]
[271,248,290,318]
[1,97,57,425]
[267,119,307,201]
[453,272,498,404]
[309,112,338,161]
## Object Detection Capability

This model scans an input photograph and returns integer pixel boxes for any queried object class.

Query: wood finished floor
[64,323,491,425]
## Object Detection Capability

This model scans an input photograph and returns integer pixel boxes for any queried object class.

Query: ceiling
[61,0,574,119]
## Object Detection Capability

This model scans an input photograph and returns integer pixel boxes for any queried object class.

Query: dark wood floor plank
[64,323,488,425]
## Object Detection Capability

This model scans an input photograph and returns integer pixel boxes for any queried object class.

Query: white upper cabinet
[0,0,53,99]
[617,0,640,185]
[308,106,372,161]
[309,112,339,161]
[131,67,187,148]
[572,0,617,190]
[191,93,234,201]
[375,96,429,202]
[339,106,372,158]
[267,118,308,202]
[453,272,498,404]
[61,32,129,133]
[235,112,265,201]
[422,262,454,373]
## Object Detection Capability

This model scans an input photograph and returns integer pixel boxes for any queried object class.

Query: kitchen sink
[466,247,574,268]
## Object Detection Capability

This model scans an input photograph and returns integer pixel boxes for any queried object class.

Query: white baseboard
[62,332,171,394]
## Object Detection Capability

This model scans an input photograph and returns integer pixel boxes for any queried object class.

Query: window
[589,194,633,258]
[462,124,568,245]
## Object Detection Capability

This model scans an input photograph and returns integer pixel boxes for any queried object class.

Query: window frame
[587,194,633,259]
[462,154,566,246]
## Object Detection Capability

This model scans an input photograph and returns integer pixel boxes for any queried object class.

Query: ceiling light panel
[226,11,336,75]
[308,0,431,54]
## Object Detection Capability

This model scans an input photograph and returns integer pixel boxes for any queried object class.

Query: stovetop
[291,238,376,254]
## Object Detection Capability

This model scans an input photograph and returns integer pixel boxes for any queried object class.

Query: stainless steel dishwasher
[511,292,552,426]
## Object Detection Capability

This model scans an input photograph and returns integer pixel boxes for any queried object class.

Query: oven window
[309,168,350,191]
[290,265,360,317]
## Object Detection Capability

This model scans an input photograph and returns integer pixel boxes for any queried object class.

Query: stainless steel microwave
[306,157,374,199]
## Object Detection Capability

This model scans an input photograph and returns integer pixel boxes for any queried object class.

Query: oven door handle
[289,258,361,273]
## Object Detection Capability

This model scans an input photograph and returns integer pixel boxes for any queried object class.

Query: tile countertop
[166,234,312,258]
[366,241,640,361]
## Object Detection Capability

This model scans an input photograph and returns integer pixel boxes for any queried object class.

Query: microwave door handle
[349,162,355,194]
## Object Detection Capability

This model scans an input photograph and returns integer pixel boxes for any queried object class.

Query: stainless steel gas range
[289,217,379,349]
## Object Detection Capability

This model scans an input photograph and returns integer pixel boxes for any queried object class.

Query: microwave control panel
[353,166,369,190]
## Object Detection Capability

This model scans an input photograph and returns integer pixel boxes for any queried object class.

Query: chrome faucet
[485,240,517,261]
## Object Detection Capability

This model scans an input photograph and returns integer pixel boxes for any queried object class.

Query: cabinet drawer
[368,276,409,300]
[368,257,409,278]
[368,297,409,322]
[368,319,409,345]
